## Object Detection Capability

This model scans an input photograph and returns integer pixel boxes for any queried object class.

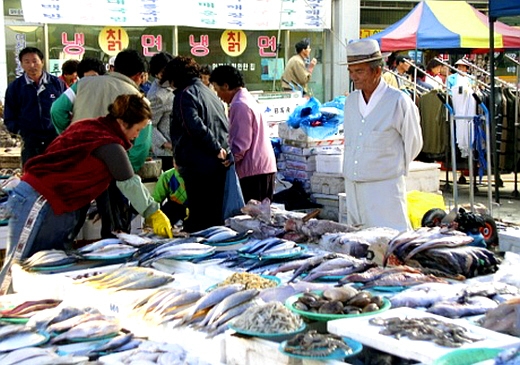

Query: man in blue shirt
[4,47,66,166]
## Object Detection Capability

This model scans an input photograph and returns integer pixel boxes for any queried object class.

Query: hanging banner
[20,0,332,30]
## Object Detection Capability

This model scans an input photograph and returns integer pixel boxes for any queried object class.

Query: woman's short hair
[108,94,152,126]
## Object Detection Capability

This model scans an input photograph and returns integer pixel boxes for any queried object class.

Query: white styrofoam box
[79,218,102,241]
[277,161,286,170]
[499,228,520,253]
[278,122,344,147]
[310,172,345,195]
[225,334,351,365]
[316,153,344,174]
[281,153,316,164]
[280,168,314,181]
[285,158,316,172]
[255,92,306,123]
[280,144,343,156]
[406,161,441,193]
[328,307,520,364]
[312,193,340,221]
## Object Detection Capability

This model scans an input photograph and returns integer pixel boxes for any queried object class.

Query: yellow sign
[98,26,129,56]
[221,30,247,57]
[360,29,382,39]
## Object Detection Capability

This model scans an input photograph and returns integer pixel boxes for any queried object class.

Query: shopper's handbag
[222,154,245,220]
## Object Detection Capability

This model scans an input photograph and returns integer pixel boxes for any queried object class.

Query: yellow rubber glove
[148,210,173,238]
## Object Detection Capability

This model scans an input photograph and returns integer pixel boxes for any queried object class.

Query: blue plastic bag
[222,154,245,220]
[286,97,321,128]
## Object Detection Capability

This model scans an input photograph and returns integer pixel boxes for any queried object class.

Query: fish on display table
[50,319,121,344]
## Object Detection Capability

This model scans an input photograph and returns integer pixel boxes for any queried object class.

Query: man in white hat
[447,58,474,90]
[343,39,423,231]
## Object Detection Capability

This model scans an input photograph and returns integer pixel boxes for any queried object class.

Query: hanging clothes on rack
[449,74,477,158]
[418,89,446,160]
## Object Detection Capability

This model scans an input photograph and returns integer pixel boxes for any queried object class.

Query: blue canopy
[489,0,520,18]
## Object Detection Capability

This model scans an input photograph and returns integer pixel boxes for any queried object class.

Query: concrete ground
[439,171,520,226]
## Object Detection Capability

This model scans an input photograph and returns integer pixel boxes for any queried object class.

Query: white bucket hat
[343,39,384,65]
[455,58,470,67]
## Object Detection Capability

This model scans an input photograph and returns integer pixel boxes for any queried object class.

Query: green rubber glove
[148,210,173,238]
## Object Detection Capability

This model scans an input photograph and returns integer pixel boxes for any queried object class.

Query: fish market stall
[4,213,520,364]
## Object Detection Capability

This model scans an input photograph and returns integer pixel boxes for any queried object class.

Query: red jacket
[22,116,132,215]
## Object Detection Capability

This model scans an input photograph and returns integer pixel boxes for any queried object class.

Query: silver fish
[0,346,54,365]
[91,333,133,353]
[82,244,137,258]
[404,235,474,262]
[202,289,259,328]
[179,283,244,324]
[115,232,153,246]
[47,313,106,333]
[76,238,122,253]
[50,319,121,344]
[115,274,174,291]
[0,331,49,352]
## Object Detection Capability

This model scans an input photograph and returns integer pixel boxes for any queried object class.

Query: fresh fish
[338,265,422,285]
[0,347,54,365]
[149,290,203,317]
[47,313,107,333]
[110,338,142,353]
[359,271,449,289]
[115,274,174,291]
[267,254,321,275]
[190,225,233,238]
[179,283,244,324]
[91,333,133,353]
[50,319,121,344]
[0,324,33,338]
[427,295,499,318]
[383,227,431,266]
[1,299,63,318]
[132,288,174,311]
[76,238,122,253]
[205,228,240,243]
[240,237,284,254]
[404,235,474,262]
[22,250,70,267]
[0,331,49,352]
[302,262,377,282]
[389,282,466,308]
[201,289,259,328]
[27,306,97,331]
[115,232,153,246]
[207,299,256,332]
[288,254,339,283]
[81,244,137,258]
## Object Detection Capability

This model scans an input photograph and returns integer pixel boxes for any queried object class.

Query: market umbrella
[366,0,520,52]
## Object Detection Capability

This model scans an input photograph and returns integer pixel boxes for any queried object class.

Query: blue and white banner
[21,0,332,30]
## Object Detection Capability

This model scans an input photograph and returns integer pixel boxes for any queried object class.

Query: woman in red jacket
[0,94,172,292]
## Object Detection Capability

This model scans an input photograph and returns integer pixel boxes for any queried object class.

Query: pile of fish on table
[383,226,501,279]
[0,300,215,364]
[132,282,262,337]
[389,281,520,319]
